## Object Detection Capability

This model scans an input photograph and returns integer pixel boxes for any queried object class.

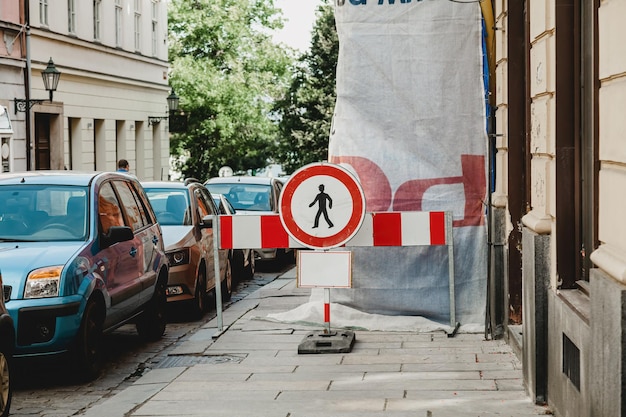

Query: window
[39,0,49,26]
[134,0,141,51]
[1,137,11,173]
[0,185,88,240]
[68,0,76,33]
[151,1,158,56]
[201,188,218,214]
[98,182,124,235]
[195,189,216,220]
[114,180,148,231]
[93,0,102,41]
[115,0,123,47]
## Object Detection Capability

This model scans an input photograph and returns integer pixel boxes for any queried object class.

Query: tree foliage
[274,0,339,174]
[168,0,293,180]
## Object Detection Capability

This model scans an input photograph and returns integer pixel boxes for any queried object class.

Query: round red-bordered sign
[279,162,366,249]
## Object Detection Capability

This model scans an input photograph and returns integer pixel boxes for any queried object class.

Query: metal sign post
[279,163,365,354]
[446,212,459,336]
[212,213,223,332]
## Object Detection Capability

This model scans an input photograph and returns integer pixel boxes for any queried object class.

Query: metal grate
[155,354,244,369]
[562,333,580,390]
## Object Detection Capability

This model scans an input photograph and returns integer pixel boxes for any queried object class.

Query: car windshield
[144,188,192,226]
[0,185,89,242]
[205,183,271,212]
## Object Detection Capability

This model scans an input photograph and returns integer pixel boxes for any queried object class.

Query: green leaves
[274,0,338,174]
[168,0,291,179]
[167,0,338,179]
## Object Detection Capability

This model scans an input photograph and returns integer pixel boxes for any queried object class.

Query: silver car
[205,176,293,263]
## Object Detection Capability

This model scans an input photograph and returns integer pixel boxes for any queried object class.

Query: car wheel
[221,258,232,302]
[0,341,12,417]
[136,274,167,341]
[75,299,104,381]
[243,251,255,280]
[189,268,207,319]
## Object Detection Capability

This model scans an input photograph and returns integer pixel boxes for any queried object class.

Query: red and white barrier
[219,210,457,328]
[218,211,448,250]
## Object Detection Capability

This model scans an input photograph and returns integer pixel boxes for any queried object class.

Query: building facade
[0,0,171,180]
[493,1,626,416]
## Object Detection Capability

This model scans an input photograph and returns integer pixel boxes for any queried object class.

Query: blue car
[0,171,169,380]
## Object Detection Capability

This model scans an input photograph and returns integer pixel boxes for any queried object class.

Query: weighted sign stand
[278,163,366,354]
[296,249,356,354]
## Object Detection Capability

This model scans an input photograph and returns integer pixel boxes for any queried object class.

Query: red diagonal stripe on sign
[219,215,233,249]
[372,212,402,246]
[429,211,446,245]
[261,215,290,248]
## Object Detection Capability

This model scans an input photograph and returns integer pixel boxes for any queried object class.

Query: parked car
[0,270,14,417]
[212,193,255,281]
[0,171,169,380]
[204,176,293,263]
[142,179,232,318]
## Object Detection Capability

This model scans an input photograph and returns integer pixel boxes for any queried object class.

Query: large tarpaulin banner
[329,0,488,325]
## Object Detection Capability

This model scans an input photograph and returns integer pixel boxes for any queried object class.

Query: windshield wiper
[0,237,36,242]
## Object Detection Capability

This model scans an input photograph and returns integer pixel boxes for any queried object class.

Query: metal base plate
[298,330,356,354]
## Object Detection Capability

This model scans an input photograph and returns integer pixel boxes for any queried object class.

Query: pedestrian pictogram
[309,184,334,228]
[279,162,366,249]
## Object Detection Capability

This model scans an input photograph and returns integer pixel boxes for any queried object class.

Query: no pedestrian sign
[279,163,366,249]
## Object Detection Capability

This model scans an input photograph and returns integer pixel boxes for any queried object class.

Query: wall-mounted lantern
[14,58,61,114]
[148,89,180,126]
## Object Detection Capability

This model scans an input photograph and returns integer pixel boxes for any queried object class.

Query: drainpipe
[24,0,32,171]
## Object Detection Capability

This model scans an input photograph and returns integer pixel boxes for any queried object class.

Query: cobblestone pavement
[10,261,293,417]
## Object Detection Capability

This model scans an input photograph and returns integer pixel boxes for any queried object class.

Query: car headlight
[166,248,190,266]
[25,266,62,298]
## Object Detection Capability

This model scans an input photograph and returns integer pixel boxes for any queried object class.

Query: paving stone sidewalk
[82,268,552,417]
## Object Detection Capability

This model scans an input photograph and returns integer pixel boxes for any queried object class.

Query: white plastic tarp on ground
[326,0,488,326]
[263,289,484,334]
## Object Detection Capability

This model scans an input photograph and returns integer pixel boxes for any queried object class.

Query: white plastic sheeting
[262,289,484,334]
[326,1,489,326]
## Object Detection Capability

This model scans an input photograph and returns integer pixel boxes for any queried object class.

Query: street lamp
[167,89,179,112]
[148,89,182,132]
[14,57,61,114]
[41,58,61,102]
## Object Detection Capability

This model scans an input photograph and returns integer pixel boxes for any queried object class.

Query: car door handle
[129,247,137,257]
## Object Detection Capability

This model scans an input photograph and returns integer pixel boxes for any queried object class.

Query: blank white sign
[297,251,352,288]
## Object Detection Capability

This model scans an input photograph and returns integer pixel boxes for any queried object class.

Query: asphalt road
[10,259,294,417]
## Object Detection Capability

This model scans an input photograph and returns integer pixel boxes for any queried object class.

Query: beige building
[493,1,626,416]
[0,0,171,180]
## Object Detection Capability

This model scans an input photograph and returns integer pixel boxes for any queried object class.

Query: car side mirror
[101,226,134,247]
[200,215,214,229]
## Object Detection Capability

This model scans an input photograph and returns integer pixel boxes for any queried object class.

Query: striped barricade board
[218,211,448,250]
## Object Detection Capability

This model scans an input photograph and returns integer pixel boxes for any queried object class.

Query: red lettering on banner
[330,154,486,227]
[394,155,485,226]
[219,215,233,249]
[372,212,402,246]
[329,155,392,212]
[261,215,290,248]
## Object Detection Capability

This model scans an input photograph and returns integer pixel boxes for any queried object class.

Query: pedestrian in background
[117,159,130,173]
